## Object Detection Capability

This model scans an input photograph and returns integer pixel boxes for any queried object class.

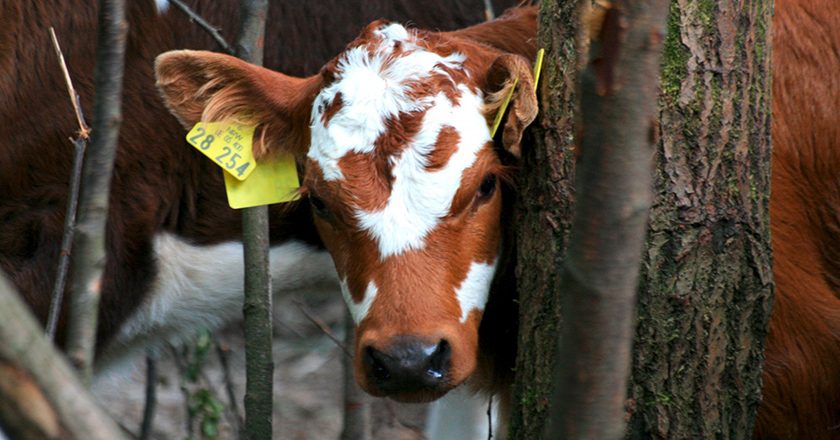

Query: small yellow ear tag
[223,155,301,209]
[490,48,546,138]
[187,122,256,181]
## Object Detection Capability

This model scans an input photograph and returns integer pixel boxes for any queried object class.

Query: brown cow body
[1,0,838,439]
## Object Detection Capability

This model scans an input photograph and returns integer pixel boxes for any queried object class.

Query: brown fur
[0,0,518,350]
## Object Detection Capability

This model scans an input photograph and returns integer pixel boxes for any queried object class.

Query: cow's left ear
[483,54,538,158]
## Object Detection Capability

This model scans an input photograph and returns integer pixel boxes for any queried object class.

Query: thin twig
[483,0,495,21]
[215,338,243,439]
[49,27,91,139]
[293,300,353,359]
[169,345,195,438]
[138,353,158,440]
[487,394,493,439]
[46,29,91,341]
[169,0,233,54]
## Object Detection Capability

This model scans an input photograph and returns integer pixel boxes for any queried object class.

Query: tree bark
[547,0,669,437]
[512,0,772,438]
[0,274,128,440]
[508,0,581,437]
[625,0,773,437]
[235,2,274,440]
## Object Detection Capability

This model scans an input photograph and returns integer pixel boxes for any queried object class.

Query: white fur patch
[307,26,467,183]
[455,259,498,323]
[426,386,500,440]
[340,278,379,323]
[355,88,491,257]
[154,0,169,13]
[95,233,338,374]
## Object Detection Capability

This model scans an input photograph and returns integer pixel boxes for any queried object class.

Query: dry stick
[169,345,196,438]
[340,310,371,440]
[547,0,669,438]
[293,300,353,359]
[138,354,159,440]
[235,1,274,439]
[46,28,91,341]
[215,339,244,438]
[483,0,495,21]
[169,0,234,54]
[65,0,128,383]
[0,274,129,440]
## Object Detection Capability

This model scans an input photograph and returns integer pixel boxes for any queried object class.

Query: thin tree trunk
[626,0,773,437]
[508,0,581,437]
[547,0,669,437]
[235,1,274,439]
[65,0,127,383]
[341,311,371,440]
[0,274,128,440]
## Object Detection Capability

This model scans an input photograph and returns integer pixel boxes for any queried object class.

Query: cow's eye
[476,174,497,203]
[309,194,330,218]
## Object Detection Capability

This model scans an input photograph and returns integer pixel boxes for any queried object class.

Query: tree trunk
[508,0,581,437]
[510,0,773,438]
[626,0,773,437]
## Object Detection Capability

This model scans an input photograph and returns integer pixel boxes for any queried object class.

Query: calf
[0,0,516,372]
[156,2,840,439]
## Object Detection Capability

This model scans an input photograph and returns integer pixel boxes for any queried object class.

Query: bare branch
[215,338,243,438]
[46,29,91,341]
[65,0,128,383]
[547,0,669,437]
[49,27,90,139]
[0,273,129,440]
[169,0,233,55]
[294,300,352,359]
[138,354,158,440]
[483,0,495,21]
[340,310,371,440]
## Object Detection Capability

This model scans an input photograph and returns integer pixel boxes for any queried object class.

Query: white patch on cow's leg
[426,387,502,440]
[455,259,498,322]
[94,233,338,375]
[340,279,378,323]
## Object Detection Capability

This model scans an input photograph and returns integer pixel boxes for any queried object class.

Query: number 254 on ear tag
[223,156,301,209]
[187,122,256,180]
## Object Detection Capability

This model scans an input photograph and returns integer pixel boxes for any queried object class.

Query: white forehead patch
[307,25,467,181]
[455,259,498,323]
[356,88,491,257]
[341,278,379,324]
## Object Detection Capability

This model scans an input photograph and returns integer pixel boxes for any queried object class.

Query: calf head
[156,16,537,402]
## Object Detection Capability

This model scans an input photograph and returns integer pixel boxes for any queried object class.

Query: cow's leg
[425,386,502,440]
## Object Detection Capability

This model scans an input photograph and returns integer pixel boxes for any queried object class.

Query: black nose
[363,337,451,394]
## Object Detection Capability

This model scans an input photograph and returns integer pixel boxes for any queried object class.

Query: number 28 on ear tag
[187,122,256,180]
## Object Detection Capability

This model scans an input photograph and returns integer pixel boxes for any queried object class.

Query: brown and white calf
[155,2,840,439]
[1,0,510,402]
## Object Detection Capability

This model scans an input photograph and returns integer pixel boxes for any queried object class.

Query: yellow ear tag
[223,155,301,209]
[187,122,256,181]
[489,48,546,138]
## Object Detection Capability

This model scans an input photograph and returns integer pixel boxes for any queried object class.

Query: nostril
[365,346,391,381]
[426,340,450,379]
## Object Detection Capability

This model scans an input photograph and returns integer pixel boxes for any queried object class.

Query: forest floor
[94,289,428,440]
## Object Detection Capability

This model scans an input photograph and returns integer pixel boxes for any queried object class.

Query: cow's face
[155,14,536,403]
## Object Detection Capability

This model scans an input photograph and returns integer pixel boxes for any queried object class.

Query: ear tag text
[224,155,300,209]
[490,48,545,138]
[187,122,256,180]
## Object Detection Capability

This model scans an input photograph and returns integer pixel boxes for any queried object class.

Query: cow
[153,1,840,439]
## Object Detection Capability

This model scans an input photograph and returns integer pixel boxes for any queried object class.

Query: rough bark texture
[511,0,772,438]
[626,0,773,438]
[236,1,274,440]
[65,0,127,383]
[548,0,668,437]
[0,274,128,440]
[508,1,581,437]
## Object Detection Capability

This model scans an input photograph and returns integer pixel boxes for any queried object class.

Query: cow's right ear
[155,50,322,159]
